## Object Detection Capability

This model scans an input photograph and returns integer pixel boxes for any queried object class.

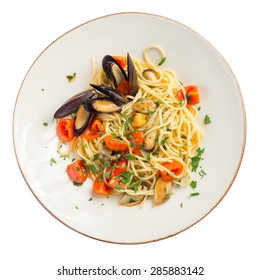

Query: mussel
[132,113,149,128]
[90,84,128,105]
[74,104,93,136]
[119,193,144,206]
[84,98,123,113]
[102,53,138,96]
[142,69,159,81]
[53,89,97,119]
[143,130,158,151]
[154,177,172,205]
[133,98,156,114]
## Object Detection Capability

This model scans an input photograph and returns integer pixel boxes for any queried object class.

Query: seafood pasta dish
[53,46,204,207]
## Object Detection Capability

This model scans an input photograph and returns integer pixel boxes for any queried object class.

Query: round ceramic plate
[13,12,246,244]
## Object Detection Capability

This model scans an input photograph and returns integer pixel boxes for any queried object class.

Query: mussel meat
[143,130,158,151]
[119,193,144,207]
[84,98,123,113]
[53,89,97,119]
[154,177,172,205]
[74,104,93,136]
[142,69,159,81]
[133,98,156,114]
[132,113,149,128]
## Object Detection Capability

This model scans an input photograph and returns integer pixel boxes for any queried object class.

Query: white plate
[13,12,246,244]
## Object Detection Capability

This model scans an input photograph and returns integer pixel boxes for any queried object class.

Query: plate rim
[12,11,247,244]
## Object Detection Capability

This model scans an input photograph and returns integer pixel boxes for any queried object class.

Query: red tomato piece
[159,160,184,182]
[93,173,110,196]
[113,56,127,68]
[66,160,88,184]
[57,118,75,142]
[82,119,105,140]
[104,135,129,151]
[128,131,144,155]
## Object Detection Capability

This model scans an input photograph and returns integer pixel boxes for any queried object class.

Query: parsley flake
[66,72,76,82]
[190,192,200,197]
[42,122,48,126]
[204,115,211,124]
[190,180,197,189]
[158,56,166,66]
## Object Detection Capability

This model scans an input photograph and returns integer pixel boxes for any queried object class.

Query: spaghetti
[55,46,204,206]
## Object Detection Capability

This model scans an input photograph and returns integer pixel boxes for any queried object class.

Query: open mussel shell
[54,89,98,119]
[90,84,128,104]
[74,104,93,136]
[119,194,144,206]
[127,53,138,96]
[102,55,127,89]
[154,178,172,205]
[84,97,123,113]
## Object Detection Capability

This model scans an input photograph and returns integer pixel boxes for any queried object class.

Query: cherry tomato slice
[67,160,88,184]
[159,160,184,182]
[128,131,144,155]
[82,119,105,140]
[112,56,127,68]
[57,118,75,142]
[93,173,110,196]
[104,135,129,151]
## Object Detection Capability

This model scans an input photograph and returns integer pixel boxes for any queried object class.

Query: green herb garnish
[158,56,166,66]
[73,181,83,186]
[190,180,197,189]
[204,115,211,124]
[50,157,57,166]
[147,152,151,162]
[66,72,76,82]
[93,154,99,161]
[190,147,205,172]
[84,164,99,174]
[42,122,48,126]
[128,154,135,161]
[123,117,132,137]
[190,192,200,197]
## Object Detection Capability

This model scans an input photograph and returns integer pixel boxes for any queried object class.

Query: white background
[1,0,258,279]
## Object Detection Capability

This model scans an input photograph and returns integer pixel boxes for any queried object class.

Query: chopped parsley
[66,72,76,82]
[146,152,151,162]
[190,180,197,189]
[42,122,48,126]
[123,117,132,137]
[180,203,183,208]
[190,147,205,172]
[104,171,111,179]
[88,197,93,201]
[93,154,99,161]
[158,56,166,66]
[84,164,99,174]
[118,171,132,184]
[199,169,206,178]
[50,157,57,166]
[204,115,211,124]
[73,181,83,186]
[128,154,135,161]
[190,192,200,197]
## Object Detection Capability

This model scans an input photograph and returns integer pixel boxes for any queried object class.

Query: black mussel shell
[102,55,127,89]
[54,89,98,119]
[89,84,128,104]
[74,104,93,136]
[84,97,123,113]
[127,53,138,96]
